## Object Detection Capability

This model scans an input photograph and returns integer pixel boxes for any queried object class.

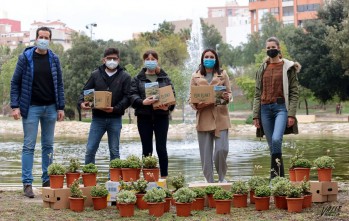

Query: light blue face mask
[203,59,216,68]
[36,39,50,50]
[144,60,158,70]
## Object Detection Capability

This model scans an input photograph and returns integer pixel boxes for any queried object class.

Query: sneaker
[42,180,50,187]
[23,185,35,198]
[218,179,227,183]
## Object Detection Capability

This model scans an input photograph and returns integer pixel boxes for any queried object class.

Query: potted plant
[173,187,196,217]
[247,176,268,204]
[81,163,98,187]
[271,177,291,210]
[313,155,335,181]
[116,190,137,217]
[121,155,141,182]
[300,178,312,209]
[69,179,86,212]
[169,173,185,205]
[133,178,148,210]
[204,185,223,208]
[110,158,124,181]
[163,188,172,212]
[253,185,271,211]
[65,158,81,187]
[293,158,312,181]
[231,180,249,208]
[191,187,206,210]
[289,149,304,181]
[142,155,160,182]
[90,185,108,210]
[47,163,66,189]
[286,184,303,213]
[143,187,166,217]
[213,189,233,214]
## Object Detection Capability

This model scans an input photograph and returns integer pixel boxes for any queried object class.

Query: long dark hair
[198,48,220,76]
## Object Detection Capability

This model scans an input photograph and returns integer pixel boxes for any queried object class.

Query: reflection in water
[0,135,348,185]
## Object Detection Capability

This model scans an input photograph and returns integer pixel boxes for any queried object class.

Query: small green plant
[123,155,142,168]
[300,178,311,195]
[48,163,66,175]
[133,178,148,194]
[119,180,135,191]
[213,189,233,200]
[231,180,249,195]
[143,188,166,203]
[169,173,185,191]
[110,158,124,168]
[142,155,158,168]
[163,188,172,198]
[248,176,268,191]
[254,185,271,197]
[66,158,80,173]
[116,190,137,204]
[191,188,206,198]
[70,179,85,199]
[270,176,289,187]
[82,163,98,173]
[294,158,312,168]
[286,184,302,198]
[271,179,291,197]
[289,149,304,169]
[90,185,109,197]
[313,156,335,169]
[204,185,223,195]
[172,187,196,203]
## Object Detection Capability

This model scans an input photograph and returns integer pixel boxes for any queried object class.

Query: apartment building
[0,18,30,49]
[249,0,324,32]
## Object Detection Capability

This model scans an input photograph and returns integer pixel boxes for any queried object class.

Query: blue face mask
[203,59,216,68]
[36,39,49,50]
[144,60,158,70]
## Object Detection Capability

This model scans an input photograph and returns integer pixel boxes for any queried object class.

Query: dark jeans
[137,114,169,177]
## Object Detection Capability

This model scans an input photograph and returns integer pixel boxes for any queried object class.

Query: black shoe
[23,185,35,198]
[42,180,50,187]
[270,153,284,179]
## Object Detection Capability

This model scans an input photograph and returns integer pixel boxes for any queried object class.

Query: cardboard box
[310,181,338,195]
[190,85,215,104]
[312,192,328,203]
[327,194,337,202]
[94,91,112,109]
[153,86,176,108]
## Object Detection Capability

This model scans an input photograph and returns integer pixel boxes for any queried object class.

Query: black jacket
[129,68,175,116]
[78,64,131,118]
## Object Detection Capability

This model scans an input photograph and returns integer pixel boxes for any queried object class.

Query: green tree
[0,57,18,109]
[201,19,223,49]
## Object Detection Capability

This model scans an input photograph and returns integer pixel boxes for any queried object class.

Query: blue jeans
[22,104,57,185]
[85,117,122,164]
[261,103,288,154]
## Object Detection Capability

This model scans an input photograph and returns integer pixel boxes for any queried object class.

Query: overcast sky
[1,0,248,41]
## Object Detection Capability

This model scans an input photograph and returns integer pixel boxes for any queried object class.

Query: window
[227,9,233,16]
[258,8,268,21]
[297,4,320,12]
[270,7,279,15]
[283,6,294,16]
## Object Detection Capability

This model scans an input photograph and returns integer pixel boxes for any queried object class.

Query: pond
[0,134,348,186]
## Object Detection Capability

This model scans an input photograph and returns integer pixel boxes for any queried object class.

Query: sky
[1,0,248,42]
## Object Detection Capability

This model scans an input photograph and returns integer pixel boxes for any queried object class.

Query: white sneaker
[218,179,227,183]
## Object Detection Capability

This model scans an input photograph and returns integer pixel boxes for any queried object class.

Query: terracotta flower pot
[142,168,160,182]
[249,191,255,204]
[121,168,140,182]
[302,194,312,208]
[92,196,107,210]
[215,200,232,214]
[207,194,216,208]
[254,196,270,211]
[69,197,85,212]
[233,194,248,208]
[191,197,205,210]
[289,169,296,182]
[164,197,172,212]
[317,168,332,182]
[81,173,97,187]
[136,193,148,210]
[110,168,122,181]
[118,203,135,217]
[294,168,310,181]
[286,197,304,213]
[66,172,80,187]
[147,202,165,217]
[49,175,64,189]
[274,196,287,209]
[175,202,192,217]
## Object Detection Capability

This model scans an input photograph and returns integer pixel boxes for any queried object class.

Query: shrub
[191,188,206,198]
[286,185,302,198]
[116,190,137,204]
[294,158,312,168]
[110,158,124,168]
[48,163,66,175]
[173,187,196,203]
[70,179,85,198]
[132,178,148,194]
[289,149,304,169]
[82,163,98,173]
[91,185,109,197]
[254,185,271,197]
[169,174,185,191]
[300,178,311,195]
[163,188,172,198]
[119,180,135,191]
[204,185,223,195]
[143,188,166,203]
[270,176,289,187]
[313,156,335,169]
[231,180,249,195]
[271,179,291,197]
[142,155,158,168]
[248,176,268,191]
[123,155,142,168]
[66,158,80,173]
[213,189,233,200]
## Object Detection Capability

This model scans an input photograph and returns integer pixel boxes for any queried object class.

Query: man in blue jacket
[10,27,65,198]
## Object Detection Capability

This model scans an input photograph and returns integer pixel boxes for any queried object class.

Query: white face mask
[105,60,118,70]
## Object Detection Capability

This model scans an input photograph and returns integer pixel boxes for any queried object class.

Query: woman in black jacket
[129,50,175,178]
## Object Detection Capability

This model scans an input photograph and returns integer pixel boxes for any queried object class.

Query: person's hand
[57,110,65,122]
[253,118,260,128]
[143,96,158,105]
[196,102,211,110]
[80,101,91,110]
[100,107,114,113]
[156,104,169,111]
[222,92,230,101]
[12,108,21,120]
[287,117,295,128]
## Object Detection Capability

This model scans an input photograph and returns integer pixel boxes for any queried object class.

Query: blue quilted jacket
[10,46,65,118]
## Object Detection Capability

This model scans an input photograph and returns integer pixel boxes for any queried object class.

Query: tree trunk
[304,98,309,115]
